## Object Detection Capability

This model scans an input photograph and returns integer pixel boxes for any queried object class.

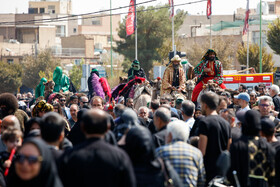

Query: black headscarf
[7,138,63,187]
[242,110,261,136]
[24,118,41,138]
[125,126,157,166]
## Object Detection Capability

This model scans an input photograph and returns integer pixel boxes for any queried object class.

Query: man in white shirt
[236,93,250,112]
[181,100,195,131]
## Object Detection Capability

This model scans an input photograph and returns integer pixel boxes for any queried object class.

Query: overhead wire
[0,0,208,25]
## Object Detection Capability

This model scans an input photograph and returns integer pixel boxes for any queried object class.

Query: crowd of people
[0,49,279,187]
[0,81,279,187]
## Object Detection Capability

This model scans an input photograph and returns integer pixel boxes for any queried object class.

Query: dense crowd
[0,81,279,187]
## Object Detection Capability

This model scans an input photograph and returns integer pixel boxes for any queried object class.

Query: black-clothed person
[153,126,167,148]
[229,110,275,187]
[59,109,136,187]
[125,126,182,187]
[198,115,231,183]
[7,138,63,187]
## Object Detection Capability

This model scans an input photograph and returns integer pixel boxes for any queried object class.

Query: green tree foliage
[267,18,280,55]
[69,59,84,91]
[115,5,185,78]
[0,61,23,93]
[184,36,236,70]
[22,49,60,89]
[236,43,274,73]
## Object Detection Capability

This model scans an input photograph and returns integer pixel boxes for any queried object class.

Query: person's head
[131,60,140,71]
[269,84,280,97]
[258,84,266,95]
[70,104,79,120]
[221,91,231,105]
[258,96,273,116]
[81,109,110,138]
[150,100,160,113]
[27,92,33,99]
[90,96,104,110]
[117,96,125,105]
[200,92,219,115]
[125,126,155,165]
[1,127,23,152]
[242,110,261,136]
[207,50,216,61]
[181,100,195,120]
[220,109,235,127]
[260,118,275,141]
[0,93,19,119]
[1,115,21,133]
[59,97,66,107]
[69,95,78,105]
[79,96,89,108]
[52,102,62,115]
[217,97,228,114]
[32,100,53,118]
[194,107,202,119]
[13,138,62,185]
[113,104,126,118]
[238,84,247,93]
[153,107,171,130]
[236,93,250,108]
[231,91,240,105]
[171,55,181,69]
[138,106,149,119]
[24,118,41,137]
[40,112,65,145]
[249,92,257,105]
[166,120,190,143]
[126,98,134,109]
[175,96,184,109]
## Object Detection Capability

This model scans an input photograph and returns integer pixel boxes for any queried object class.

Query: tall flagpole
[246,0,250,74]
[135,1,138,60]
[172,11,175,55]
[110,0,113,77]
[210,16,212,48]
[259,0,262,73]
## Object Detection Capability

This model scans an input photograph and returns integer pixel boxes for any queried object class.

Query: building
[28,0,72,14]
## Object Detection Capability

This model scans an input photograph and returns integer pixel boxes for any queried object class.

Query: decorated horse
[133,81,152,111]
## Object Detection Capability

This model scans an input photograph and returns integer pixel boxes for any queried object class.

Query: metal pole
[135,2,138,60]
[110,0,113,76]
[259,0,262,73]
[246,29,250,74]
[210,16,212,48]
[172,15,175,55]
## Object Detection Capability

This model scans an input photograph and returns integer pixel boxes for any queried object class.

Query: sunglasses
[15,154,43,164]
[60,99,66,102]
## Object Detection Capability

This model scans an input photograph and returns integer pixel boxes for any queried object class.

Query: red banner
[169,0,174,18]
[206,0,212,19]
[126,0,136,36]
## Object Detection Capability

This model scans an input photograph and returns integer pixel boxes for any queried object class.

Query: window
[107,36,111,43]
[28,8,38,14]
[48,5,55,14]
[74,59,81,65]
[7,59,14,64]
[92,18,101,25]
[73,28,77,33]
[252,31,267,47]
[56,25,66,37]
[269,4,275,14]
[40,8,45,13]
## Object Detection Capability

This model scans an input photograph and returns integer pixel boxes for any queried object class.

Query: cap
[235,93,250,102]
[171,55,181,62]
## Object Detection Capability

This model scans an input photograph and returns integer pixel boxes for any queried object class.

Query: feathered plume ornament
[91,73,105,99]
[99,77,112,99]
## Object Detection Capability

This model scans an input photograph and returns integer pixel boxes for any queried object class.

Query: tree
[0,61,23,93]
[22,49,60,89]
[267,18,280,55]
[69,59,84,91]
[183,36,237,70]
[236,43,275,73]
[115,5,185,78]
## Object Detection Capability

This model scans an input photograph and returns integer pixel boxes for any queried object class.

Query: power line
[0,0,208,25]
[0,0,156,25]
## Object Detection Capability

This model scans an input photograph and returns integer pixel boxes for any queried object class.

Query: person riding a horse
[191,49,226,103]
[160,55,186,96]
[127,60,146,81]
